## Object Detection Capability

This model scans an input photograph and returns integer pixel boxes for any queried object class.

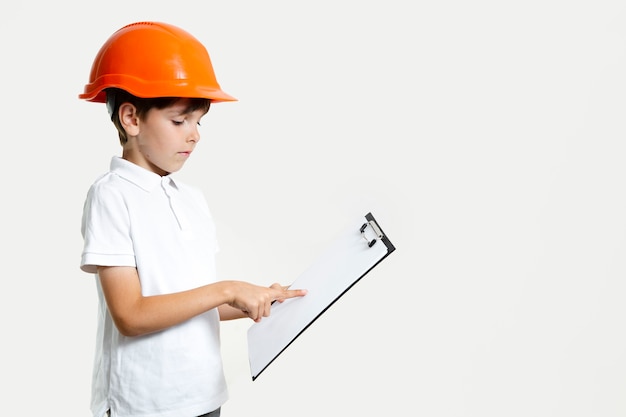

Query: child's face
[128,100,206,176]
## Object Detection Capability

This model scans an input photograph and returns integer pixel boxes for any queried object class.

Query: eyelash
[172,120,202,127]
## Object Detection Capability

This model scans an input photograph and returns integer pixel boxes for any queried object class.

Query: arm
[98,266,306,337]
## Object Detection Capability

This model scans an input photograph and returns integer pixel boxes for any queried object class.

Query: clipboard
[247,212,396,380]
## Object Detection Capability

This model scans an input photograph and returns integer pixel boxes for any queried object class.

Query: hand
[269,283,299,304]
[228,281,307,322]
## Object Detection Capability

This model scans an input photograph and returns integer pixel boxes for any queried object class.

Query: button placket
[161,178,188,230]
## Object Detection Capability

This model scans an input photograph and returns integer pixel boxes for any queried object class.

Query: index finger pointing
[273,288,307,304]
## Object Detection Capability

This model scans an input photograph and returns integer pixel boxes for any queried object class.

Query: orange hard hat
[78,21,236,103]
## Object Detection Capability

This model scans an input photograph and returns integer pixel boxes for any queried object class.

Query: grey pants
[198,409,221,417]
[107,408,220,417]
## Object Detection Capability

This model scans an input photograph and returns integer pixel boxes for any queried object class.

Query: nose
[188,126,201,143]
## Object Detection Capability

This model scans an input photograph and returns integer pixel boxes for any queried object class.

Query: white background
[1,1,626,416]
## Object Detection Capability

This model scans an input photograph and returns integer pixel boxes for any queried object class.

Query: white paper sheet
[247,213,394,380]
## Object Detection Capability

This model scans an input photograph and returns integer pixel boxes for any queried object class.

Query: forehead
[163,99,208,116]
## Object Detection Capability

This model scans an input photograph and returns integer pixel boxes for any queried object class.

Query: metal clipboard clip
[360,219,384,248]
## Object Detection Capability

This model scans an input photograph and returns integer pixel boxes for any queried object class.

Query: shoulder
[86,172,124,198]
[83,172,132,216]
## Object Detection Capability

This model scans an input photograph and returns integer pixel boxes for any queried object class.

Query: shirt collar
[109,156,179,192]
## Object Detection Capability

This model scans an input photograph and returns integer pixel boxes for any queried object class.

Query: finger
[284,288,307,299]
[270,283,290,291]
[242,309,254,321]
[272,288,307,304]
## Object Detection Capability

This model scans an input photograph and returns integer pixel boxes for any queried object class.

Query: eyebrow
[166,106,192,116]
[168,104,207,116]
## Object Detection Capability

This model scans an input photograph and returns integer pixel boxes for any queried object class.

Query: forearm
[112,281,235,337]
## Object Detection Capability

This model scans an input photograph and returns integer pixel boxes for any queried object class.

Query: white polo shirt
[81,156,228,417]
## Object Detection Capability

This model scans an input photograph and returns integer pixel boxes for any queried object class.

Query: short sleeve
[80,181,136,273]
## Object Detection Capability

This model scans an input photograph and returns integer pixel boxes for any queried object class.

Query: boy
[78,21,307,417]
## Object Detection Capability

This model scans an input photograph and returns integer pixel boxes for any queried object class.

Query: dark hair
[106,88,211,145]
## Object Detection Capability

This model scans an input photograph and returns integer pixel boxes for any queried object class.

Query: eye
[172,120,184,126]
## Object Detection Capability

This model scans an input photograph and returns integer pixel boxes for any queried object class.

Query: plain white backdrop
[1,1,626,416]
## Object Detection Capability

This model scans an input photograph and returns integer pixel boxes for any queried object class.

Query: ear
[119,103,140,137]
